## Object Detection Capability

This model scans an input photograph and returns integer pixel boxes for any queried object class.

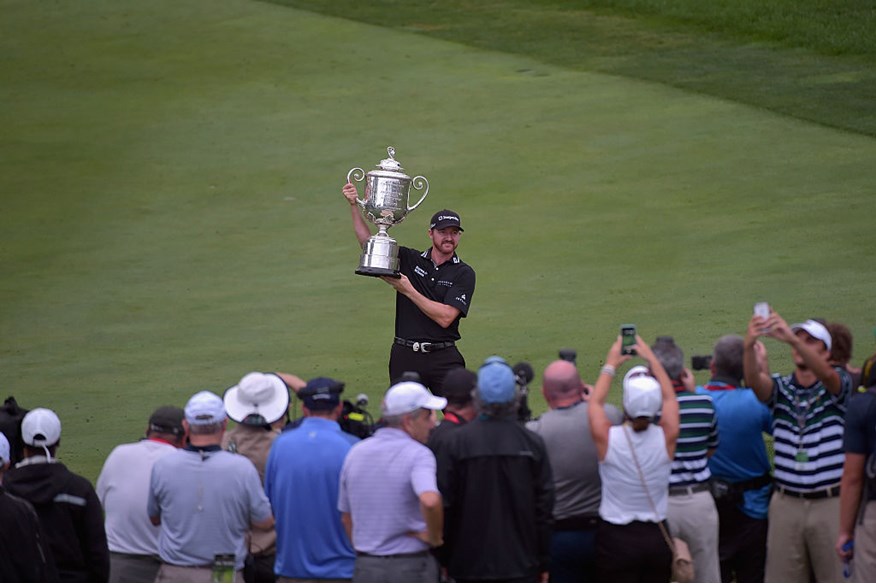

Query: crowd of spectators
[2,306,875,583]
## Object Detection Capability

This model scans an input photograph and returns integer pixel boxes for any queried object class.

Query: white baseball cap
[622,366,662,419]
[0,432,10,465]
[224,372,290,425]
[382,381,447,416]
[185,391,226,425]
[21,408,62,447]
[791,320,832,351]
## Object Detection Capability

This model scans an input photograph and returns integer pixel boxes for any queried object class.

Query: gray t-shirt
[527,401,622,520]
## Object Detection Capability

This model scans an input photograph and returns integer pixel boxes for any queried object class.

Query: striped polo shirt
[769,368,852,492]
[669,390,719,486]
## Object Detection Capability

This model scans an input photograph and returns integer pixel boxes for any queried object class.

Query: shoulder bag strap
[622,424,676,554]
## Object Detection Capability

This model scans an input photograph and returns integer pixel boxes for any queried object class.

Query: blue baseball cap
[477,356,517,404]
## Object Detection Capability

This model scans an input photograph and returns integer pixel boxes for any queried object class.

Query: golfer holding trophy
[342,147,476,396]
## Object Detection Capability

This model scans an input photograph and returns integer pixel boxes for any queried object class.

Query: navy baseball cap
[299,377,344,411]
[430,210,463,231]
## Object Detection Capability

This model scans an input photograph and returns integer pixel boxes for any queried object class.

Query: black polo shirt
[395,246,475,342]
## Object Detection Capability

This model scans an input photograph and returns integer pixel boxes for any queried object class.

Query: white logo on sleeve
[456,293,467,305]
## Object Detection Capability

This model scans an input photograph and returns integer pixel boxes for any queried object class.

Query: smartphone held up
[754,302,771,334]
[621,324,637,356]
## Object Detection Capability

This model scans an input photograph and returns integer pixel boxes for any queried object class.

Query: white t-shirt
[97,439,176,555]
[599,424,671,525]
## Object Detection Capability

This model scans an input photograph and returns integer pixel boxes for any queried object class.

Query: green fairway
[1,0,874,480]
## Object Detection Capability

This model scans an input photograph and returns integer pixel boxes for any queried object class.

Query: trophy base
[355,266,401,279]
[356,232,400,278]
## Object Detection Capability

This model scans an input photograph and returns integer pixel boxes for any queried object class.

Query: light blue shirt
[698,383,772,519]
[265,417,358,579]
[147,446,272,570]
[338,427,438,555]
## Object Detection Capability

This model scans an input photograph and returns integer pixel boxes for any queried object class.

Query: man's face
[429,227,461,255]
[792,330,829,367]
[406,408,437,444]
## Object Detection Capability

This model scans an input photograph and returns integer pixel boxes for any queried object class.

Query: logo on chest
[414,266,428,278]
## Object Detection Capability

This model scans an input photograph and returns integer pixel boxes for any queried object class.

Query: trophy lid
[376,146,404,173]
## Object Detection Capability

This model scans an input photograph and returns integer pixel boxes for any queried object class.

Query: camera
[512,361,534,423]
[558,349,577,364]
[691,355,713,371]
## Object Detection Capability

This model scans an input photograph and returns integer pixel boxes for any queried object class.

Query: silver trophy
[347,147,430,278]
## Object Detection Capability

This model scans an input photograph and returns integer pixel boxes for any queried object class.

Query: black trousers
[596,519,672,583]
[389,343,465,397]
[716,500,768,583]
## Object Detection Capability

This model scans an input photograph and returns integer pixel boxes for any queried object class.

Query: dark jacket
[0,485,57,582]
[435,415,554,582]
[4,460,110,582]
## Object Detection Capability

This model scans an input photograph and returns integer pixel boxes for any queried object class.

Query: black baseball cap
[148,406,185,437]
[430,210,464,231]
[441,367,477,402]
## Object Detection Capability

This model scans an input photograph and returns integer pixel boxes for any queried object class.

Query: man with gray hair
[697,334,772,583]
[527,359,621,582]
[436,356,554,583]
[338,380,446,582]
[651,336,720,583]
[148,391,274,582]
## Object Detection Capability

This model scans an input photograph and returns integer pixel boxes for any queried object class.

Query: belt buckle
[419,342,432,353]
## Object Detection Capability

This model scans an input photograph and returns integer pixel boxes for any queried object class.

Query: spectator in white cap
[97,405,186,583]
[4,407,110,582]
[221,371,299,582]
[148,391,274,583]
[744,307,854,582]
[588,334,679,582]
[435,356,554,583]
[0,431,57,581]
[338,380,446,582]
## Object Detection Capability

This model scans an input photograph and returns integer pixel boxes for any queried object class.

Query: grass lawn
[1,0,874,479]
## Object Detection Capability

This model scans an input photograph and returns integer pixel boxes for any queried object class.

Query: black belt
[669,482,711,496]
[776,484,840,500]
[554,515,600,531]
[730,473,772,492]
[394,337,455,353]
[356,550,429,559]
[110,552,160,561]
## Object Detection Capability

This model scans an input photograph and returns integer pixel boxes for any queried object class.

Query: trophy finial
[387,146,396,159]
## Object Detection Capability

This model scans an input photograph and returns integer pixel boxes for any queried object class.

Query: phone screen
[621,324,637,355]
[754,302,770,319]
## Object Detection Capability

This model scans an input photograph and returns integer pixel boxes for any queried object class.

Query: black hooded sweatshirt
[4,459,109,582]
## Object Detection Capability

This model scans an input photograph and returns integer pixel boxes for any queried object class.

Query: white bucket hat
[223,372,290,425]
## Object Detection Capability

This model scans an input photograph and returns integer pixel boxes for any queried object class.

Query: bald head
[542,360,585,407]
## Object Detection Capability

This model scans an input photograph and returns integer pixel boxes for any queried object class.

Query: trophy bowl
[347,147,429,278]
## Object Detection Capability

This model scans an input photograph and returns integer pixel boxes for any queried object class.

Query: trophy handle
[407,176,430,212]
[346,167,367,207]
